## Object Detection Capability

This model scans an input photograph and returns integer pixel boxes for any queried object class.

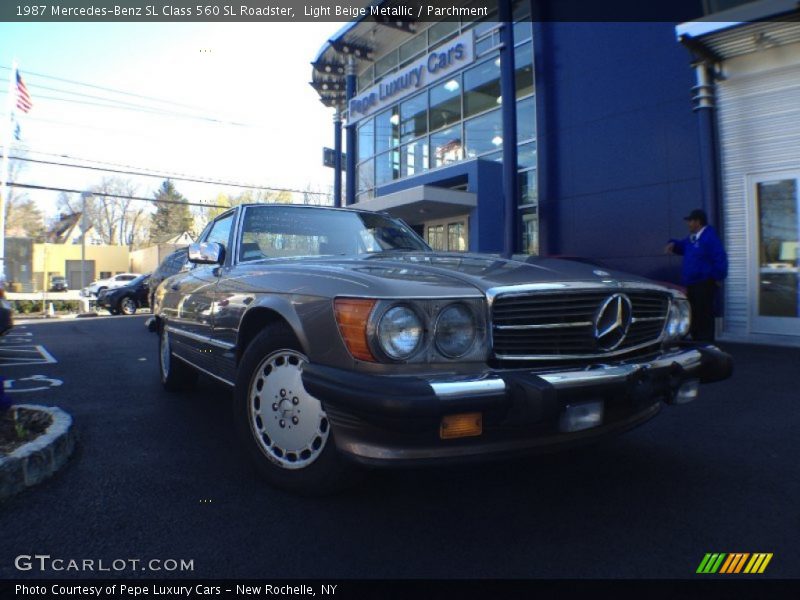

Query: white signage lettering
[348,31,475,125]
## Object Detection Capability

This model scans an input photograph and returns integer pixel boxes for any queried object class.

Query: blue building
[311,0,800,346]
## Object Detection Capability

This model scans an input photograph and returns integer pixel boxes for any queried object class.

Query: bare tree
[56,177,147,249]
[3,157,46,241]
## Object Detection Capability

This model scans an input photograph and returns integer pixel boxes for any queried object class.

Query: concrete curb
[0,404,77,501]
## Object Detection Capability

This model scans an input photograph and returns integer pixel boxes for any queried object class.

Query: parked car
[96,274,150,315]
[149,247,189,311]
[153,204,733,494]
[49,275,69,292]
[0,277,12,336]
[82,273,141,297]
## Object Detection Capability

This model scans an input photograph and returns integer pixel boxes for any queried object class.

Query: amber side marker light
[334,298,377,362]
[440,412,483,440]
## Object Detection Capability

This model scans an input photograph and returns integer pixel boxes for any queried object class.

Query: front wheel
[233,324,357,495]
[119,296,137,315]
[159,326,197,391]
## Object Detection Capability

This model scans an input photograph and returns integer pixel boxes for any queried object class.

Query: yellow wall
[32,243,130,290]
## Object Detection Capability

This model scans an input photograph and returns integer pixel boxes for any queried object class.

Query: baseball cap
[683,209,708,223]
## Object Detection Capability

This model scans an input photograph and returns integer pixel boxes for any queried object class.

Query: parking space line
[0,344,58,367]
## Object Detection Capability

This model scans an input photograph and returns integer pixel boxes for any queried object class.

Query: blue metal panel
[333,114,342,208]
[374,159,504,253]
[345,71,357,206]
[499,0,518,258]
[538,20,704,283]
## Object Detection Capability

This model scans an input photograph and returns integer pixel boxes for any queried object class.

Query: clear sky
[0,21,342,219]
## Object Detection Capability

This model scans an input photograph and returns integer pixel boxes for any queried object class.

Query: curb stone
[0,404,77,501]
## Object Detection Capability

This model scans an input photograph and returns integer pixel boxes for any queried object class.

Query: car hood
[234,252,667,298]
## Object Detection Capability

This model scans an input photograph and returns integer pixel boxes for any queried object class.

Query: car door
[164,211,236,376]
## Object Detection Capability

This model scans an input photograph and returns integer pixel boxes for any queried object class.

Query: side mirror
[188,242,225,265]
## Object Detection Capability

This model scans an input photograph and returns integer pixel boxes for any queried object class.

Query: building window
[427,224,445,250]
[399,33,426,65]
[464,57,501,119]
[518,142,536,170]
[521,210,539,255]
[375,108,399,154]
[448,222,467,252]
[357,65,373,93]
[357,118,374,162]
[375,50,398,79]
[357,159,374,194]
[514,21,532,43]
[400,93,428,143]
[429,76,462,132]
[428,21,460,47]
[464,108,503,158]
[517,97,536,142]
[100,271,111,280]
[431,126,463,167]
[519,169,537,206]
[375,150,399,186]
[401,139,429,177]
[515,42,535,99]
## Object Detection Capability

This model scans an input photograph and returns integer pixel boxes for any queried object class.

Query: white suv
[82,273,141,297]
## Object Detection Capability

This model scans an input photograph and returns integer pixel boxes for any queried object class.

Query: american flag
[16,70,33,113]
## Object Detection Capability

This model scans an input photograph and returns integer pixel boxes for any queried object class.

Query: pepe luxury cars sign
[347,31,475,124]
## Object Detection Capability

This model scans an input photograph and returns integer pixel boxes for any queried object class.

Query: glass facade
[354,2,537,254]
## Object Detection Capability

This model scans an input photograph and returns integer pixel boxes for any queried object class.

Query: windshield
[238,205,429,261]
[129,274,149,286]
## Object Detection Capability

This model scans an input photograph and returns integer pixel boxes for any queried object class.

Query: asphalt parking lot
[1,316,798,579]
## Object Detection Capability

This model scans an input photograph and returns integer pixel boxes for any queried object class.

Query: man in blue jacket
[665,209,728,342]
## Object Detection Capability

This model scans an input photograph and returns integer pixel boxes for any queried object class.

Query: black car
[149,248,189,310]
[0,279,12,335]
[97,274,150,315]
[49,275,68,292]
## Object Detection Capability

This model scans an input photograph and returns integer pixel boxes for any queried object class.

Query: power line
[0,87,250,125]
[6,181,230,209]
[7,153,331,197]
[0,76,249,126]
[0,64,218,114]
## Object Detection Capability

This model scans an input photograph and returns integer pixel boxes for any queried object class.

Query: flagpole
[0,59,18,281]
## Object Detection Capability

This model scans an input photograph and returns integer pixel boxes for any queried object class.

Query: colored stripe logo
[696,553,773,574]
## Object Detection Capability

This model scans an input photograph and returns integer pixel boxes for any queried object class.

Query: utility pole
[0,60,18,281]
[81,192,89,291]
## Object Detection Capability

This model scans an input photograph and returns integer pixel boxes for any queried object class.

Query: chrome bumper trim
[429,348,705,399]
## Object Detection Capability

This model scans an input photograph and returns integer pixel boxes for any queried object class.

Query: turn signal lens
[334,298,376,362]
[440,412,483,440]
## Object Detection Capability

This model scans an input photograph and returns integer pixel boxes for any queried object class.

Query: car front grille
[491,290,670,360]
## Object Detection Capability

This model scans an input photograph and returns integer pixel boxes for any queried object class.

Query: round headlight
[677,299,691,337]
[377,305,423,359]
[666,299,691,340]
[435,304,477,358]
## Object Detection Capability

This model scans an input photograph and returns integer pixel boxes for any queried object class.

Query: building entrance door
[424,217,469,252]
[749,172,800,336]
[65,260,95,291]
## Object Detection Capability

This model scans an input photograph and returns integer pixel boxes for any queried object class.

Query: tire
[159,326,198,392]
[107,308,119,315]
[233,323,358,495]
[119,296,137,316]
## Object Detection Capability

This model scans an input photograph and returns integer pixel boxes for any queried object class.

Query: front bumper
[301,344,732,466]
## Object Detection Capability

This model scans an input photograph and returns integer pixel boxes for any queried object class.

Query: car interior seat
[319,237,356,255]
[240,242,265,261]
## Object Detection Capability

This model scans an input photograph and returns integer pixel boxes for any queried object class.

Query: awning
[355,185,477,224]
